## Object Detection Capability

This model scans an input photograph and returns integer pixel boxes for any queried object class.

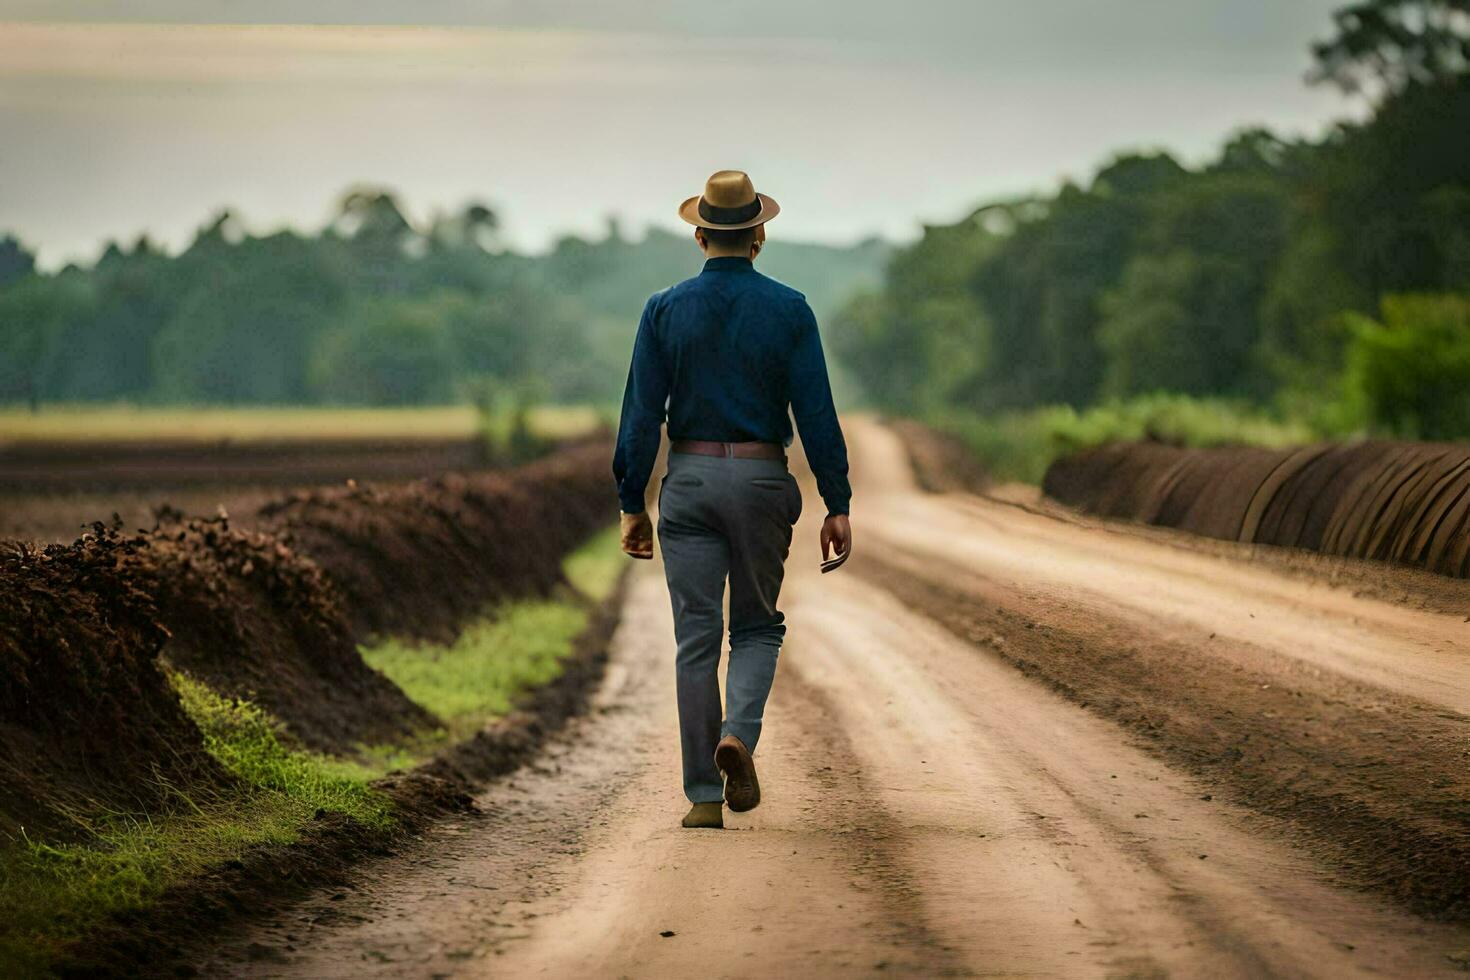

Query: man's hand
[620,510,654,560]
[820,513,851,564]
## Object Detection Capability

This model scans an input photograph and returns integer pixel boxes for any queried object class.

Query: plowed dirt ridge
[202,417,1470,979]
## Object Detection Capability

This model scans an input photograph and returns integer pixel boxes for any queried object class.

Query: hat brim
[678,192,780,230]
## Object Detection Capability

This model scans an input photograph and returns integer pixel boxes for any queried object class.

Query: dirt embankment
[0,531,225,841]
[259,441,611,642]
[132,513,434,754]
[0,441,614,841]
[1044,440,1470,577]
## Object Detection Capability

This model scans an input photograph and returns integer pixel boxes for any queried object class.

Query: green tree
[1343,293,1470,438]
[0,273,94,410]
[151,231,345,403]
[48,237,177,401]
[1311,0,1470,96]
[333,186,420,295]
[0,236,35,289]
[1260,78,1470,394]
[970,155,1186,408]
[1099,169,1290,398]
[1100,251,1266,397]
[310,298,456,405]
[829,292,927,412]
[424,203,501,266]
[830,209,994,413]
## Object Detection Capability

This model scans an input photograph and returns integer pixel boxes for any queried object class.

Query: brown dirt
[139,512,434,754]
[0,437,486,494]
[258,441,613,642]
[0,508,431,837]
[1043,439,1470,577]
[973,481,1470,621]
[191,418,1469,978]
[0,438,584,547]
[0,532,225,840]
[855,550,1470,918]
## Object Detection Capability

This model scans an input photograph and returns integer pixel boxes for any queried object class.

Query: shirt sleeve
[789,300,852,517]
[613,295,671,514]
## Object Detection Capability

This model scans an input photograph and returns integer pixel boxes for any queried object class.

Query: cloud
[1,0,1343,73]
[0,7,1351,268]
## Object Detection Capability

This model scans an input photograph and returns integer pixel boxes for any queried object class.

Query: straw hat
[678,170,780,230]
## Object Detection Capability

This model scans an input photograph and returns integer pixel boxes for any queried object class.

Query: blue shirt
[614,256,851,517]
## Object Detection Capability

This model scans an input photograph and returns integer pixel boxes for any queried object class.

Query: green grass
[362,602,590,738]
[360,524,623,735]
[563,524,625,603]
[172,674,393,829]
[0,674,395,977]
[0,403,603,445]
[359,525,622,743]
[362,523,622,736]
[0,797,323,976]
[930,393,1319,484]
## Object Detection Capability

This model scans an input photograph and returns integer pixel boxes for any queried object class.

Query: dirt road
[200,417,1469,978]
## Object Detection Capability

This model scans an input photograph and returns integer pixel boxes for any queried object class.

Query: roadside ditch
[0,441,624,977]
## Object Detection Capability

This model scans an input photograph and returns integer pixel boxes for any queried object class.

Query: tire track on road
[782,568,1470,976]
[852,516,1470,920]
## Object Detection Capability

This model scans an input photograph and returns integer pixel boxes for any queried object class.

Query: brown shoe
[714,734,761,812]
[682,802,724,829]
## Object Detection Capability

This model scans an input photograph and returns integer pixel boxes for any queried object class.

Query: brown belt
[671,439,785,461]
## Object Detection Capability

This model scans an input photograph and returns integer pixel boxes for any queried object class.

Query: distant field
[0,405,607,445]
[0,405,613,528]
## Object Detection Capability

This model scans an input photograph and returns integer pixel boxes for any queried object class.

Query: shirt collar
[701,256,754,274]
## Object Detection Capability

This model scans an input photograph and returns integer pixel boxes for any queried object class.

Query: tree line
[0,192,887,411]
[832,0,1470,441]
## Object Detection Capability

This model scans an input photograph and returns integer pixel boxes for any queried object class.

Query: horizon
[2,3,1352,269]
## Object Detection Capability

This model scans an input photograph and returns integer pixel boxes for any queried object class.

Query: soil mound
[0,530,223,839]
[258,441,613,641]
[1043,440,1470,577]
[0,507,432,841]
[131,511,434,753]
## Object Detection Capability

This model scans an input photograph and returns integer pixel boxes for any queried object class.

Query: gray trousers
[657,451,802,803]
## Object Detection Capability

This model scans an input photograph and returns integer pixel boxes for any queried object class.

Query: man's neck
[703,249,753,261]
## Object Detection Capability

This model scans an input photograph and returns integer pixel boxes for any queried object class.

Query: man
[614,170,852,830]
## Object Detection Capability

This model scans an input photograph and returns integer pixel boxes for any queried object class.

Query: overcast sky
[1,1,1353,268]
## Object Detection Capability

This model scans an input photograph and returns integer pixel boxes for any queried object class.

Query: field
[0,404,608,543]
[0,404,604,445]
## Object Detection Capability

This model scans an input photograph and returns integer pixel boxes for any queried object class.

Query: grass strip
[173,674,394,829]
[361,524,624,739]
[563,524,624,603]
[362,602,590,739]
[0,676,393,977]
